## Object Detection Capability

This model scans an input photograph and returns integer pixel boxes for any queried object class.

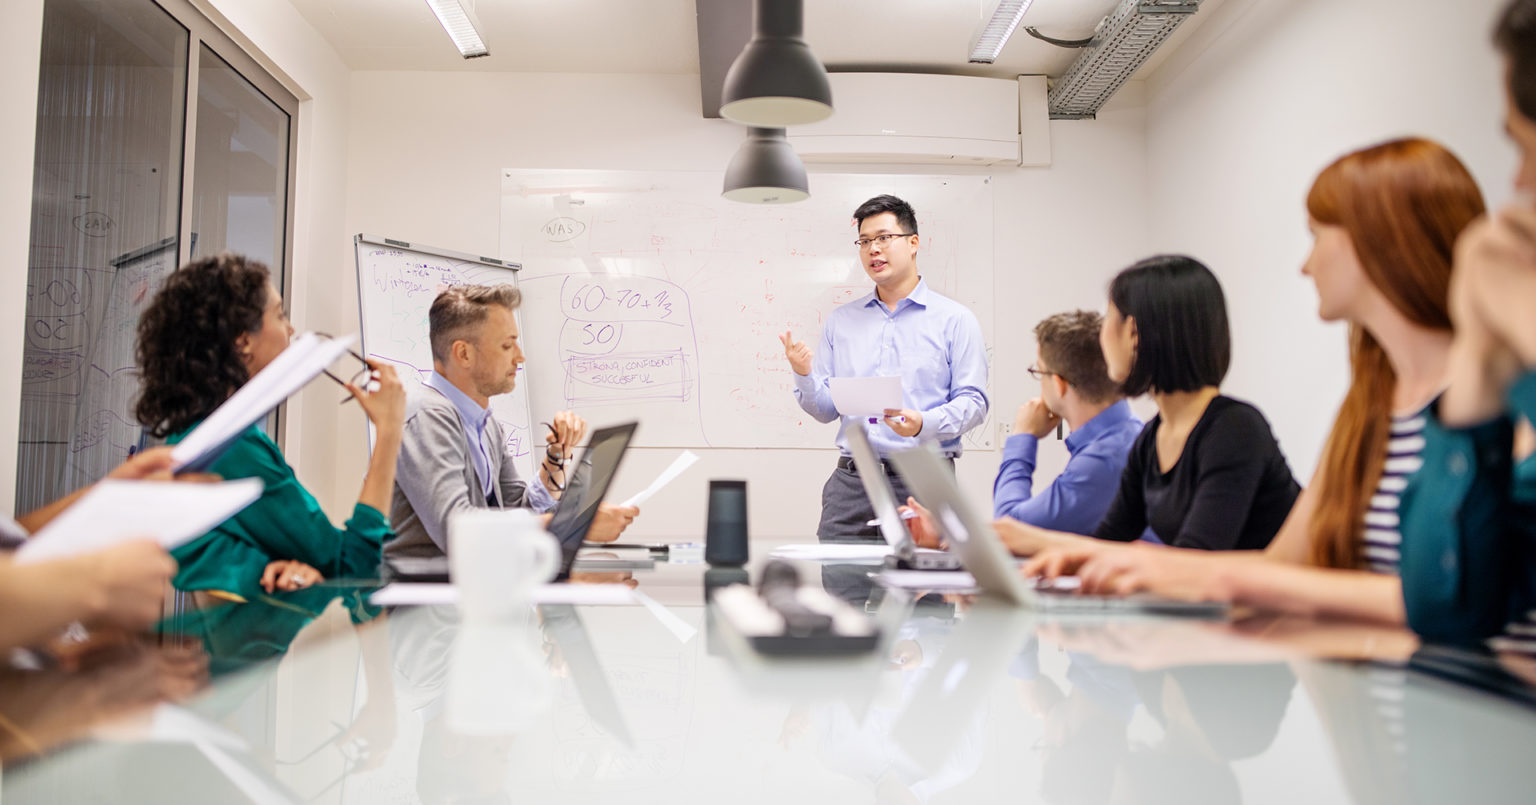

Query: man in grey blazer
[385,284,639,561]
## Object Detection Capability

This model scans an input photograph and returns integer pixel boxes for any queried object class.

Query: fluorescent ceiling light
[425,0,489,59]
[969,0,1035,64]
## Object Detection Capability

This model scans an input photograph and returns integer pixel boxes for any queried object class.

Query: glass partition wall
[15,0,297,512]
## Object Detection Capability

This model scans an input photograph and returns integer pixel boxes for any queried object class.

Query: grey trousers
[816,460,950,542]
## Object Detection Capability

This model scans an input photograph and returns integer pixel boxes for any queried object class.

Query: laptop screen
[546,421,637,579]
[845,426,911,549]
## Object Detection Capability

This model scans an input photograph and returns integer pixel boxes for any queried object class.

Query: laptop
[845,426,962,571]
[545,421,639,581]
[887,444,1229,616]
[387,421,638,583]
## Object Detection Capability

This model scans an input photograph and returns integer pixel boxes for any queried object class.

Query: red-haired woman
[1024,137,1487,625]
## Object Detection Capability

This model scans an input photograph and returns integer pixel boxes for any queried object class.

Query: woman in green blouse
[134,253,405,599]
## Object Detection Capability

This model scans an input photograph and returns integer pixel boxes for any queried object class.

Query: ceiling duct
[1047,0,1200,120]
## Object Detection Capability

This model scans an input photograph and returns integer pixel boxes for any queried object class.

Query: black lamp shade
[722,128,809,204]
[719,0,833,127]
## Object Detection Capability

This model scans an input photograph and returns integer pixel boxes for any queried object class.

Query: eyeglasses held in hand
[315,332,379,405]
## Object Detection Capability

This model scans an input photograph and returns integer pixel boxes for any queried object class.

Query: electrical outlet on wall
[999,421,1013,442]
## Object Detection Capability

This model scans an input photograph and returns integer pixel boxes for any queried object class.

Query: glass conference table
[4,537,1536,804]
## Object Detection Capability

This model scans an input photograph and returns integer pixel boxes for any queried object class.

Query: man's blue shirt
[992,399,1143,535]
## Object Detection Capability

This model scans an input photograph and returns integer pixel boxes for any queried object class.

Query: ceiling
[288,0,1226,81]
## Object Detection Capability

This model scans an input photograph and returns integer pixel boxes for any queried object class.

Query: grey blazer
[385,386,545,561]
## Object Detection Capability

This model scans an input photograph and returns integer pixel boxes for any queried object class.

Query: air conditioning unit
[788,73,1050,167]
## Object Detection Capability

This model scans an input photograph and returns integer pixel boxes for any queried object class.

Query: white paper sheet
[829,376,904,418]
[769,544,894,562]
[16,478,264,565]
[876,569,979,591]
[172,332,359,472]
[619,450,699,508]
[369,582,638,607]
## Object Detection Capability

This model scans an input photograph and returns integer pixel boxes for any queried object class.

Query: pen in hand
[867,510,919,527]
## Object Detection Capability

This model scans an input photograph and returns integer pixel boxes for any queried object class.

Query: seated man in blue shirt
[781,194,990,541]
[906,310,1142,545]
[386,284,638,561]
[994,310,1144,534]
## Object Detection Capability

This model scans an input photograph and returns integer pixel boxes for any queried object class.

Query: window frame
[154,0,300,446]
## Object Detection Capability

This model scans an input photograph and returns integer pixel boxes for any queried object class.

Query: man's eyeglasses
[1027,365,1066,383]
[854,232,915,250]
[315,333,378,405]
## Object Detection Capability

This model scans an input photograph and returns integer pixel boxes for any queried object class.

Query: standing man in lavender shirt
[780,195,989,541]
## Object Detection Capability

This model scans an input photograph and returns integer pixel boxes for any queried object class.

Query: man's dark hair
[1108,255,1231,397]
[1497,0,1536,120]
[853,194,919,234]
[1035,310,1121,405]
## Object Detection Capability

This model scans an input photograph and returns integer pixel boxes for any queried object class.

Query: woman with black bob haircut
[135,252,405,598]
[994,255,1300,556]
[1108,255,1231,397]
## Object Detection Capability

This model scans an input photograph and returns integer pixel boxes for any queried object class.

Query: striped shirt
[1363,406,1536,655]
[1361,411,1426,575]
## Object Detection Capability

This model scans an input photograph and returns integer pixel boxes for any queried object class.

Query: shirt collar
[1064,399,1136,454]
[861,276,931,313]
[425,372,492,432]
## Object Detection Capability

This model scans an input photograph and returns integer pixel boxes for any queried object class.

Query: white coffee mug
[449,508,560,621]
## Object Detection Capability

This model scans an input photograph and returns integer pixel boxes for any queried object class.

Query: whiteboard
[353,235,536,480]
[498,171,995,450]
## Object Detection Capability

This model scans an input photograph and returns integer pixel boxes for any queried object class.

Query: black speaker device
[704,479,749,567]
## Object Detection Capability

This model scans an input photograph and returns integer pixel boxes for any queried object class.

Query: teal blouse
[167,424,391,598]
[1399,372,1536,645]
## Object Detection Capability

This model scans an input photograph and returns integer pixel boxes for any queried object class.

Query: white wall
[1145,0,1517,480]
[0,0,47,513]
[345,71,1151,538]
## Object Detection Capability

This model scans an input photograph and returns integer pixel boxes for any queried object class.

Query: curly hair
[135,252,272,437]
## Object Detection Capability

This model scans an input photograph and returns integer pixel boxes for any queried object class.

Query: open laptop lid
[888,444,1034,606]
[845,426,913,551]
[547,421,638,580]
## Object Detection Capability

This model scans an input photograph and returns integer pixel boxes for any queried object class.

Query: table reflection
[4,555,1536,803]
